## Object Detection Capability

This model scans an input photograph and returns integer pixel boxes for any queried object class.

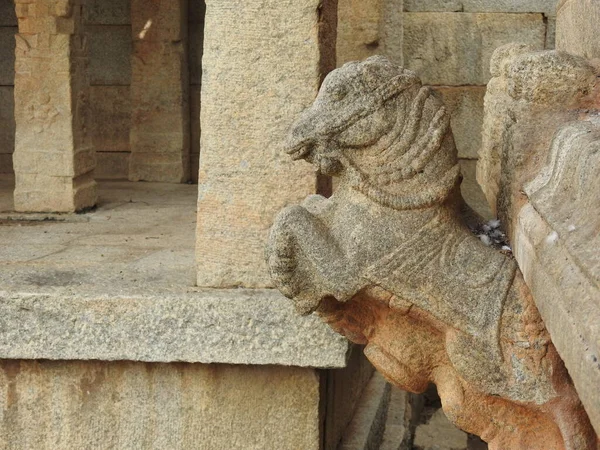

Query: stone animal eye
[331,86,348,101]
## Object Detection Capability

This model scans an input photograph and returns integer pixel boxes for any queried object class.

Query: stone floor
[0,175,197,297]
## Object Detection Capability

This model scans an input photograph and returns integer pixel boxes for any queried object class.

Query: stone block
[324,348,375,450]
[87,25,132,86]
[436,86,485,159]
[337,0,382,66]
[0,27,16,85]
[478,46,597,220]
[0,0,17,26]
[337,372,391,450]
[90,85,131,152]
[413,409,468,449]
[14,173,96,213]
[84,0,130,25]
[95,151,129,179]
[0,361,322,450]
[403,13,546,85]
[556,0,600,60]
[129,35,189,182]
[196,0,337,287]
[513,119,600,435]
[189,19,204,85]
[0,86,15,154]
[404,0,558,14]
[337,0,403,67]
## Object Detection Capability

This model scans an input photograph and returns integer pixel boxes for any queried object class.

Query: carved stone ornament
[266,56,598,449]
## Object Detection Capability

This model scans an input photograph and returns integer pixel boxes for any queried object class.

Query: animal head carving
[285,56,461,210]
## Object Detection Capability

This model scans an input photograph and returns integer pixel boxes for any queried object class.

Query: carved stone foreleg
[267,203,362,313]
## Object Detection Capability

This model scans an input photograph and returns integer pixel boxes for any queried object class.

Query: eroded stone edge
[514,203,600,435]
[0,288,350,368]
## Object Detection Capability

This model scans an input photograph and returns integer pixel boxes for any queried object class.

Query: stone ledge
[0,288,350,368]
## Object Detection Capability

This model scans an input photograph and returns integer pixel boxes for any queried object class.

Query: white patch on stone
[546,231,559,244]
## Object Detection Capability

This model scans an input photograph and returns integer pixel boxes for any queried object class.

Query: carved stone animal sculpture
[266,56,597,450]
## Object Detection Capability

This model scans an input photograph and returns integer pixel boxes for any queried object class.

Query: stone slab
[87,25,132,86]
[413,409,468,449]
[436,86,485,159]
[403,13,546,85]
[85,0,130,25]
[556,0,600,60]
[404,0,558,14]
[0,26,16,85]
[196,0,336,287]
[0,86,15,154]
[337,0,382,66]
[0,0,17,26]
[95,151,129,179]
[0,360,321,450]
[0,288,349,368]
[90,85,131,152]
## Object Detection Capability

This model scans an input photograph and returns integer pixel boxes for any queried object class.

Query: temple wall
[86,0,204,181]
[0,0,16,174]
[86,0,132,180]
[0,360,323,450]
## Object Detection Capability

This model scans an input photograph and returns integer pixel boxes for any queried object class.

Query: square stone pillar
[128,0,190,183]
[12,0,96,213]
[196,0,338,288]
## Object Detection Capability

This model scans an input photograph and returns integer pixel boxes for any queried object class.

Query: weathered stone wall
[0,360,323,450]
[477,43,600,435]
[88,0,204,182]
[0,0,17,174]
[336,1,556,212]
[86,0,132,180]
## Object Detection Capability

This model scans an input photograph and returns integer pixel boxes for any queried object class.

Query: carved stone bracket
[266,56,597,449]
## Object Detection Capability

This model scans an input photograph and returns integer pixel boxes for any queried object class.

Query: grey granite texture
[0,288,349,367]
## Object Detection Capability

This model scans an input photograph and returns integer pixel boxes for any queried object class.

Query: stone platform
[0,175,348,367]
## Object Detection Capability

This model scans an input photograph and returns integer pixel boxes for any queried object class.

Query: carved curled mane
[345,86,461,210]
